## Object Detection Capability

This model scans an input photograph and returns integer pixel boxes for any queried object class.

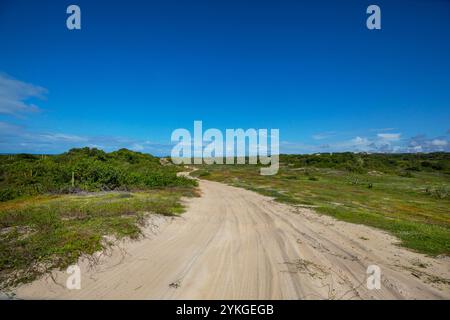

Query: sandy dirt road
[14,179,450,299]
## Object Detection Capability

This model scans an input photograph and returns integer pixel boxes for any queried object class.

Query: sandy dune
[14,179,450,299]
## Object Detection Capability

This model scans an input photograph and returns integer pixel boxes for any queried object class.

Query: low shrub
[0,148,196,201]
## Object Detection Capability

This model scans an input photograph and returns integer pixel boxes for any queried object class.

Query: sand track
[14,179,450,299]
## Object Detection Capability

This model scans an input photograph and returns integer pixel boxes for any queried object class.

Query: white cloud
[0,73,47,116]
[407,135,449,152]
[0,120,173,155]
[370,127,395,132]
[130,143,144,151]
[352,136,369,145]
[280,129,450,154]
[431,139,448,146]
[377,133,401,141]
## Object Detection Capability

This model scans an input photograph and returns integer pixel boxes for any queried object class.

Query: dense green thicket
[0,148,196,201]
[280,152,450,174]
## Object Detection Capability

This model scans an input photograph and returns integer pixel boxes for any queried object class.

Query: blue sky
[0,0,449,155]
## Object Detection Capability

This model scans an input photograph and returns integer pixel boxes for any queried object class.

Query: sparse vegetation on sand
[191,152,450,256]
[0,148,198,289]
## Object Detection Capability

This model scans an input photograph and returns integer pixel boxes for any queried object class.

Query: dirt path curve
[14,179,450,299]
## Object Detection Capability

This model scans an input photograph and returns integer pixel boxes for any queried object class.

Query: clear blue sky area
[0,0,449,155]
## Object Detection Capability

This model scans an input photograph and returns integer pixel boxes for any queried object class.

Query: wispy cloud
[321,133,404,153]
[0,121,173,155]
[281,131,449,154]
[377,133,401,141]
[369,127,395,132]
[0,73,47,116]
[312,131,337,140]
[130,143,145,152]
[329,136,373,152]
[407,135,449,152]
[431,139,447,147]
[0,121,23,135]
[37,133,88,143]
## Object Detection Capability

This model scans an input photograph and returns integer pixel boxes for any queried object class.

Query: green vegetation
[280,152,450,174]
[0,147,196,202]
[191,152,450,256]
[0,148,198,289]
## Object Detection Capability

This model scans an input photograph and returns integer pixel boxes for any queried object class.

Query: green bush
[398,170,413,178]
[280,152,450,174]
[0,148,196,201]
[198,171,211,177]
[0,189,16,202]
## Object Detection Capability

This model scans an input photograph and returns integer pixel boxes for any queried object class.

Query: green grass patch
[0,187,198,289]
[192,156,450,256]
